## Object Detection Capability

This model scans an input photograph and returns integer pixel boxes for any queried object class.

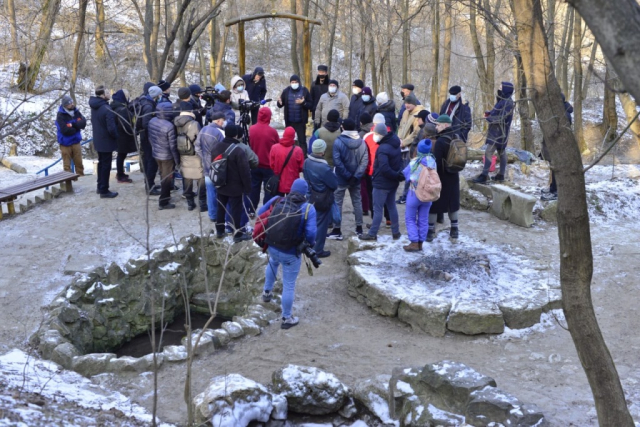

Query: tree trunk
[515,53,535,152]
[559,7,574,95]
[166,0,175,64]
[484,0,497,106]
[546,0,556,67]
[469,2,491,110]
[618,91,640,150]
[513,1,635,426]
[7,0,19,61]
[402,0,410,84]
[573,10,586,153]
[430,0,440,110]
[290,0,301,77]
[17,0,61,92]
[385,0,393,97]
[94,0,107,62]
[602,60,618,142]
[197,39,208,86]
[582,40,598,98]
[326,0,339,75]
[70,0,89,103]
[439,0,452,99]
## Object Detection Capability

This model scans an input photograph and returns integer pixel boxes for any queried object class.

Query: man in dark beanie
[361,87,377,120]
[439,85,472,142]
[89,86,119,198]
[314,79,350,128]
[312,109,342,167]
[55,94,86,176]
[348,79,366,125]
[397,83,421,124]
[277,74,312,156]
[311,64,330,128]
[157,79,172,104]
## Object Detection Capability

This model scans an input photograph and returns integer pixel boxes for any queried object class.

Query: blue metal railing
[36,139,93,177]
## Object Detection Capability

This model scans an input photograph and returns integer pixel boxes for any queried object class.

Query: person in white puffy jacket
[229,75,250,124]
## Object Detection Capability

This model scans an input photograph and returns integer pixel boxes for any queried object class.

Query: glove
[397,171,406,182]
[349,176,360,187]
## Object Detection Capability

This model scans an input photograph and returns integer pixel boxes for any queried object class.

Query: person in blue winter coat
[260,178,317,330]
[402,139,435,252]
[148,103,180,209]
[205,90,235,125]
[242,67,267,124]
[360,123,404,241]
[473,82,515,183]
[55,95,87,176]
[90,86,119,198]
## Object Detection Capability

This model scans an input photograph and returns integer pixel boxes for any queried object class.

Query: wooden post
[303,20,311,88]
[7,200,15,216]
[238,21,246,76]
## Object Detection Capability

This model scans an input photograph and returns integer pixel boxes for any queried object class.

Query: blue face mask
[362,95,371,103]
[449,94,458,102]
[236,86,244,92]
[291,83,300,90]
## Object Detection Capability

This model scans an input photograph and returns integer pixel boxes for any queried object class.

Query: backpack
[177,121,198,155]
[444,134,467,173]
[209,144,238,189]
[265,197,311,251]
[252,197,281,251]
[414,156,441,202]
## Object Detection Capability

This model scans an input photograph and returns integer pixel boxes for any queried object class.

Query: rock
[347,236,382,256]
[193,373,273,426]
[271,394,288,420]
[490,184,537,228]
[353,375,396,425]
[109,354,163,373]
[72,353,116,377]
[221,321,245,338]
[498,297,543,329]
[418,361,497,414]
[50,343,80,369]
[468,180,495,199]
[461,188,490,211]
[397,295,451,337]
[338,397,358,418]
[58,304,81,323]
[539,200,558,223]
[163,345,188,362]
[272,364,349,415]
[182,330,216,356]
[209,329,231,347]
[447,300,505,335]
[38,329,68,359]
[63,255,106,275]
[234,318,261,336]
[466,386,545,426]
[404,403,466,426]
[539,289,563,312]
[347,266,401,317]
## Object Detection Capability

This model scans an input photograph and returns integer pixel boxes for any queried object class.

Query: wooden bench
[0,171,79,220]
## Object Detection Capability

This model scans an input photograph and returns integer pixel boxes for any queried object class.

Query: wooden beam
[238,21,245,76]
[225,13,322,27]
[303,20,311,88]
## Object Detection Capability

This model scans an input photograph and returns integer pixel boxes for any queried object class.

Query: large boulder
[397,295,451,337]
[272,364,350,415]
[71,353,116,377]
[193,373,275,426]
[352,375,396,425]
[347,266,401,317]
[447,300,505,335]
[466,386,545,426]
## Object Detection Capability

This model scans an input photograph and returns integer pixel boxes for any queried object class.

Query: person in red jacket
[269,126,304,197]
[249,107,279,211]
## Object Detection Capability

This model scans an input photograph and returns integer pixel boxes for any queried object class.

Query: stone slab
[397,295,451,337]
[498,296,544,329]
[490,184,537,228]
[447,300,505,335]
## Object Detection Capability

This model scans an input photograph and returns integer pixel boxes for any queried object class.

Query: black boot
[472,174,489,184]
[426,228,436,242]
[187,198,196,211]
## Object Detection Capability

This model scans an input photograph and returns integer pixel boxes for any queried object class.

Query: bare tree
[326,0,340,74]
[601,59,618,142]
[290,0,301,76]
[513,0,634,425]
[7,0,19,61]
[70,0,89,103]
[94,0,108,62]
[572,10,586,153]
[430,0,440,109]
[438,0,453,100]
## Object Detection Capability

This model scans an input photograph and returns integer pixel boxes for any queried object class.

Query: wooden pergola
[225,11,322,87]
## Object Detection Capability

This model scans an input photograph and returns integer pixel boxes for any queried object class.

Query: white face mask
[329,86,337,94]
[373,134,382,143]
[352,87,361,95]
[291,83,300,90]
[236,85,244,92]
[449,94,458,102]
[362,95,371,102]
[222,120,228,128]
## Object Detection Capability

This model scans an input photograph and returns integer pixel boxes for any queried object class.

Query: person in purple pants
[402,139,434,252]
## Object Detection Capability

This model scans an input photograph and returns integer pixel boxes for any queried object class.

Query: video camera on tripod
[238,98,272,145]
[201,86,220,108]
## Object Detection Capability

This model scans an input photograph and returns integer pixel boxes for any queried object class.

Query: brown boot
[403,242,421,252]
[418,241,423,250]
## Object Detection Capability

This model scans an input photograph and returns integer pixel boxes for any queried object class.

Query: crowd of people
[55,65,573,329]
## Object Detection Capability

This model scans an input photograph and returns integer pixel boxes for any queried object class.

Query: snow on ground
[0,349,172,426]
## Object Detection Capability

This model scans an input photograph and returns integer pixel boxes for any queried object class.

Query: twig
[583,110,640,173]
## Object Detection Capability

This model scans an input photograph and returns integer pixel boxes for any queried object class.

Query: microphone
[260,99,272,105]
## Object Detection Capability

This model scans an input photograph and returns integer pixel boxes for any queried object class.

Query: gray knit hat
[374,123,388,136]
[61,95,74,108]
[148,86,162,99]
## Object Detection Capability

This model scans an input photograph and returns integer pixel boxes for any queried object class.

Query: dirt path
[1,167,639,426]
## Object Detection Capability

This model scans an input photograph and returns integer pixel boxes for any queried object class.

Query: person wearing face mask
[311,109,342,167]
[249,107,280,211]
[314,79,350,128]
[56,95,87,176]
[136,84,162,195]
[156,79,172,105]
[206,90,236,125]
[375,92,397,134]
[89,85,119,198]
[472,81,515,184]
[229,75,250,124]
[396,94,427,204]
[362,113,391,227]
[347,79,365,125]
[360,87,378,120]
[439,85,472,142]
[277,75,313,156]
[397,83,421,124]
[196,111,226,222]
[311,65,330,128]
[241,67,267,124]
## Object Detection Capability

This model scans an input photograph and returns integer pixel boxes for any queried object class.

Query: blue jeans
[250,168,274,212]
[369,187,400,236]
[225,195,250,229]
[204,176,217,221]
[264,247,302,318]
[314,208,331,253]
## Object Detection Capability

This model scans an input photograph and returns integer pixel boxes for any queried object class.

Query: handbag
[309,187,334,211]
[265,146,295,195]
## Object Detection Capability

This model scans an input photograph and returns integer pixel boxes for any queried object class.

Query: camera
[239,99,260,113]
[201,86,220,108]
[297,241,322,269]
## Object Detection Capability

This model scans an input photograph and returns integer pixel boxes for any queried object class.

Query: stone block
[109,353,164,373]
[182,331,215,356]
[397,295,451,337]
[466,386,546,427]
[498,297,544,329]
[347,266,400,317]
[72,353,116,377]
[490,184,537,228]
[38,329,68,359]
[50,343,80,369]
[221,321,244,338]
[234,318,261,336]
[209,329,231,347]
[538,289,563,312]
[163,345,188,362]
[539,200,558,223]
[468,181,494,199]
[447,300,505,335]
[353,375,397,425]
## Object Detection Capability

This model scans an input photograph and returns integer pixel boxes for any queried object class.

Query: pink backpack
[414,156,441,202]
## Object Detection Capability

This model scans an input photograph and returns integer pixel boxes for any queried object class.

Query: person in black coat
[241,67,267,124]
[310,65,329,128]
[89,86,119,198]
[439,85,472,142]
[110,90,137,183]
[541,93,573,200]
[348,79,365,126]
[136,85,162,194]
[277,75,312,157]
[427,114,460,242]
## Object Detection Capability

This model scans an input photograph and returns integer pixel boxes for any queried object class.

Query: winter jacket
[89,96,118,152]
[210,136,251,197]
[314,122,341,167]
[430,128,460,214]
[314,90,350,126]
[377,100,398,134]
[348,93,365,125]
[259,192,317,254]
[303,154,338,195]
[277,86,312,126]
[157,93,172,106]
[310,75,329,119]
[195,124,224,176]
[332,131,369,186]
[55,106,86,146]
[110,100,137,153]
[439,99,472,142]
[206,101,235,125]
[230,75,250,124]
[270,127,305,194]
[236,141,259,169]
[249,108,279,169]
[362,99,378,121]
[485,82,515,148]
[397,95,421,124]
[148,106,179,165]
[363,132,378,176]
[397,105,427,149]
[242,67,267,103]
[372,133,403,190]
[358,122,373,139]
[135,95,156,146]
[189,95,205,126]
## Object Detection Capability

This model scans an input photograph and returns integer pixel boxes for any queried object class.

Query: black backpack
[265,196,311,251]
[209,144,238,189]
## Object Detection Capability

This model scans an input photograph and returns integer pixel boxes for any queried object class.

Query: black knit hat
[178,87,191,100]
[317,65,328,72]
[225,124,240,138]
[342,118,356,131]
[157,79,171,92]
[401,83,415,91]
[449,85,462,95]
[327,109,340,123]
[360,112,372,125]
[290,75,300,82]
[328,79,339,87]
[353,79,364,89]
